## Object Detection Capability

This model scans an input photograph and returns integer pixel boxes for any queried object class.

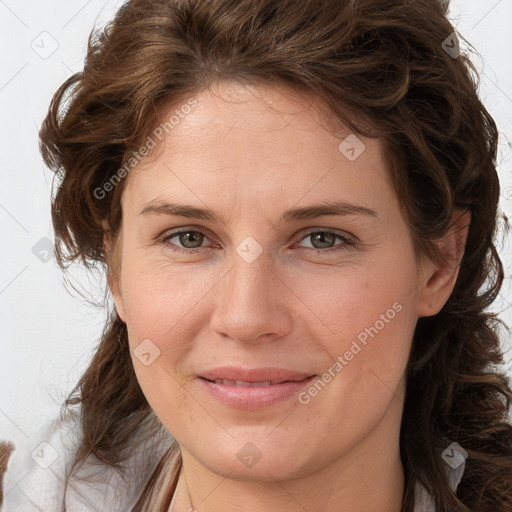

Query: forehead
[175,81,336,133]
[122,82,395,218]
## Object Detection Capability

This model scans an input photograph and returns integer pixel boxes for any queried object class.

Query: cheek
[295,286,416,457]
[301,249,418,352]
[121,262,200,428]
[120,252,207,332]
[119,255,227,420]
[299,246,418,409]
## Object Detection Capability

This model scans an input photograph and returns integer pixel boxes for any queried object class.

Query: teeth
[214,379,275,386]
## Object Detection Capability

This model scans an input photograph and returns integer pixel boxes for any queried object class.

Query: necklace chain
[184,467,196,512]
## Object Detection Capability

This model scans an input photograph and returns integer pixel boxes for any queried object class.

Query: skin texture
[108,82,469,512]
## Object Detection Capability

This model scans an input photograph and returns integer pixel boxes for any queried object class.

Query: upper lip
[199,367,316,383]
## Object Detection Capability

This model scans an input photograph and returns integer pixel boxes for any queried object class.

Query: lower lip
[197,376,316,409]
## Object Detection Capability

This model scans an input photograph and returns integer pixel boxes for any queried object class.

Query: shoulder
[1,407,175,512]
[1,407,79,511]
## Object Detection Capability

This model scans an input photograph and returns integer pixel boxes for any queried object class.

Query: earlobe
[103,221,127,323]
[108,272,127,323]
[416,210,471,318]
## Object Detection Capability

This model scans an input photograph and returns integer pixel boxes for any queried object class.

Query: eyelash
[158,228,358,255]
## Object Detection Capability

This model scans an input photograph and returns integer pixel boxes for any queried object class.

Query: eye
[296,230,356,253]
[159,228,357,255]
[160,229,213,254]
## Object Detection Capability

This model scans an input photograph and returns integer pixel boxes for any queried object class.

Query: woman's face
[110,82,438,481]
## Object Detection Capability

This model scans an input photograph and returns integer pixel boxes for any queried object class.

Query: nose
[209,248,293,344]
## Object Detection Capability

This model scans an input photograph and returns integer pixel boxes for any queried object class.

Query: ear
[103,221,127,323]
[416,210,471,318]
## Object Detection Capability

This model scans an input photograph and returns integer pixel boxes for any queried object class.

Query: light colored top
[1,408,466,511]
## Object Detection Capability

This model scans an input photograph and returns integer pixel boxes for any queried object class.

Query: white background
[1,0,511,449]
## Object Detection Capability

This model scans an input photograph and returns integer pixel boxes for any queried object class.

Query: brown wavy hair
[39,0,512,510]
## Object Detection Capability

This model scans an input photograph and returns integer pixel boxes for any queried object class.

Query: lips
[205,379,277,387]
[197,367,317,409]
[199,366,315,384]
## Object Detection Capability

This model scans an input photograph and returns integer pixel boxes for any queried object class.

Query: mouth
[198,366,316,384]
[196,369,317,409]
[200,377,310,387]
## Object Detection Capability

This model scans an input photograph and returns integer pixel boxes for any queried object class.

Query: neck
[169,395,405,512]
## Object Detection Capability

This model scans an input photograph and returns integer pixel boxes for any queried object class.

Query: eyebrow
[139,199,378,224]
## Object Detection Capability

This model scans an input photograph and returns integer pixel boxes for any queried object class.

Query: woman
[2,0,512,510]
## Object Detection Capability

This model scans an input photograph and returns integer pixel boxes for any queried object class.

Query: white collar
[2,410,465,511]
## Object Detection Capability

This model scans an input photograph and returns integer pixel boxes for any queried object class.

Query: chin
[187,438,320,482]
